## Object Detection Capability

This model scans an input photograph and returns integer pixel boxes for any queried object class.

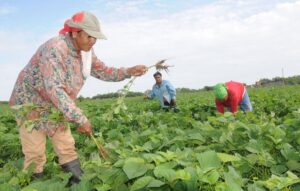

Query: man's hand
[127,65,147,76]
[77,121,93,136]
[171,98,176,107]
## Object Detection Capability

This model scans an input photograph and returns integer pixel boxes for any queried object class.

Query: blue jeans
[239,90,253,112]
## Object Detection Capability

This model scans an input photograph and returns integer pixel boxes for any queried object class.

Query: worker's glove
[127,65,147,76]
[77,121,93,136]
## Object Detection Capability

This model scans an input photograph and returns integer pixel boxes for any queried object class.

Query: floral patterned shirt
[9,34,131,135]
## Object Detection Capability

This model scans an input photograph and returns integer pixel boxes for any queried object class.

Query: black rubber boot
[32,172,44,180]
[61,159,83,187]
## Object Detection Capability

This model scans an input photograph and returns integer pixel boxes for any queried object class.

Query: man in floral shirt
[9,11,146,186]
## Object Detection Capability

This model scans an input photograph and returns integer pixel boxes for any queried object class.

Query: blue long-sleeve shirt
[148,80,176,108]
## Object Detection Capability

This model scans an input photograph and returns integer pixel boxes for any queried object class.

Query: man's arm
[147,87,156,99]
[90,51,145,81]
[215,100,225,113]
[166,81,176,100]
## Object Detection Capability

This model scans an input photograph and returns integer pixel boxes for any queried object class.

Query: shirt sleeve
[215,100,224,113]
[166,81,176,99]
[148,86,156,99]
[39,46,88,126]
[90,50,131,81]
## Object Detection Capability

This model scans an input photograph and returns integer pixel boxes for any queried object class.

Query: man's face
[154,75,162,84]
[73,30,97,51]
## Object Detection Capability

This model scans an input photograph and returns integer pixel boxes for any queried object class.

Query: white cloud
[81,0,300,97]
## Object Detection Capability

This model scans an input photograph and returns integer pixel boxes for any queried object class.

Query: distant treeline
[91,91,143,99]
[254,75,300,87]
[201,75,300,91]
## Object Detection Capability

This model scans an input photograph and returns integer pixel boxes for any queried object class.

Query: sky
[0,0,300,101]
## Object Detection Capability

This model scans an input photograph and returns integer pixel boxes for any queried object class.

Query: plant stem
[90,134,107,160]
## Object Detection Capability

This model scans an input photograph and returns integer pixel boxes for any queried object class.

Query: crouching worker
[9,11,146,186]
[214,81,253,114]
[145,72,179,112]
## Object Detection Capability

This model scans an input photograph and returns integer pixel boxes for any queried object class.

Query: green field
[1,85,300,190]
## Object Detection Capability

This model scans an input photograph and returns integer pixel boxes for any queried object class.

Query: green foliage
[1,85,300,190]
[11,103,70,133]
[123,157,148,179]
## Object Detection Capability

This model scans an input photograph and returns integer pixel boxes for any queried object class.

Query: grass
[0,102,11,114]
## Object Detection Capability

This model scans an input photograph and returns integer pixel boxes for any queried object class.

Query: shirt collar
[61,34,80,58]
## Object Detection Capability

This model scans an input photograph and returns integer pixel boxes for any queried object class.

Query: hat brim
[67,20,107,40]
[84,29,107,40]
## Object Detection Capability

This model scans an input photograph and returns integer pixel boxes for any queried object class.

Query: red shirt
[215,81,245,113]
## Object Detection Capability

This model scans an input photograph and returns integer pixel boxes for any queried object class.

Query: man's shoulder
[162,80,171,84]
[43,35,68,48]
[40,35,70,56]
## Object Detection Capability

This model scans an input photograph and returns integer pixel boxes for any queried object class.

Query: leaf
[11,105,23,110]
[130,176,153,191]
[113,159,125,168]
[123,158,148,179]
[199,169,220,185]
[196,150,221,172]
[286,160,300,172]
[245,139,263,154]
[247,183,266,191]
[94,184,111,191]
[8,177,19,186]
[158,150,177,161]
[217,153,241,163]
[24,121,35,132]
[142,153,166,165]
[257,171,300,190]
[0,183,17,191]
[215,182,226,191]
[70,179,92,191]
[99,168,118,182]
[147,179,165,188]
[187,133,205,142]
[174,170,191,181]
[271,165,288,174]
[280,143,300,161]
[223,166,244,191]
[21,188,39,191]
[113,106,120,114]
[179,167,196,190]
[153,165,176,182]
